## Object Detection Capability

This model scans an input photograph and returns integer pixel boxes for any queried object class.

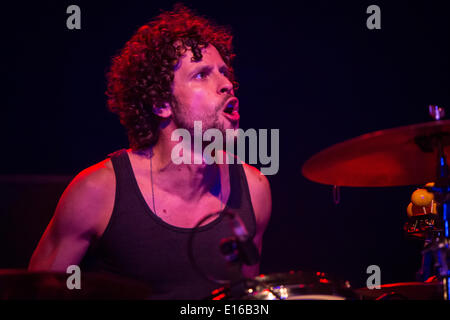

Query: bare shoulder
[54,158,116,237]
[28,158,116,271]
[64,158,115,205]
[241,162,272,230]
[242,163,271,197]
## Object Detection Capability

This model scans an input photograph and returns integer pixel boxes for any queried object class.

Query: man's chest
[133,174,229,228]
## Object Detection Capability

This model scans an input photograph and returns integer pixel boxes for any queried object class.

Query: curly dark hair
[106,3,238,150]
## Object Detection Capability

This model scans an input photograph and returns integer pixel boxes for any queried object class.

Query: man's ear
[152,102,173,118]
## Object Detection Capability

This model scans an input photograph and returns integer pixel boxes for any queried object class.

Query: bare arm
[28,160,115,272]
[241,164,272,278]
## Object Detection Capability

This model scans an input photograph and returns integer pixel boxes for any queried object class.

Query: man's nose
[218,76,233,95]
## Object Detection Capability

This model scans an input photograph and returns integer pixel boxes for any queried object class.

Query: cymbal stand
[422,132,450,300]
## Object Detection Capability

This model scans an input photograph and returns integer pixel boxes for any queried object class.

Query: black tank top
[80,149,256,299]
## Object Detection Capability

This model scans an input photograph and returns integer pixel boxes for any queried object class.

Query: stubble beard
[170,97,239,163]
[171,98,227,139]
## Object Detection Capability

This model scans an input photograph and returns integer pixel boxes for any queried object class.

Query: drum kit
[0,268,152,299]
[210,105,450,300]
[300,105,450,300]
[1,106,449,300]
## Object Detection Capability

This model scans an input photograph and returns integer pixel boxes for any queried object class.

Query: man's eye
[194,72,208,80]
[221,70,230,78]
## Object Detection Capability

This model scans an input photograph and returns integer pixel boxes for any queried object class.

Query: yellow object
[411,188,434,207]
[406,202,413,217]
[432,201,438,215]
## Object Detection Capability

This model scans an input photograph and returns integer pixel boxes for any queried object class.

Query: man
[29,5,271,299]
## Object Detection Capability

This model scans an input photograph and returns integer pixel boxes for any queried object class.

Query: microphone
[225,210,260,266]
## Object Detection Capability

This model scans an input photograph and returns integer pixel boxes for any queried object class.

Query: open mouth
[222,97,240,121]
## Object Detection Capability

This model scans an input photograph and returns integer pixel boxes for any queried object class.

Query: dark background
[1,0,449,290]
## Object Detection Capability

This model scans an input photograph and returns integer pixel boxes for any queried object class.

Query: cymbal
[356,281,443,300]
[302,120,450,187]
[0,269,152,299]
